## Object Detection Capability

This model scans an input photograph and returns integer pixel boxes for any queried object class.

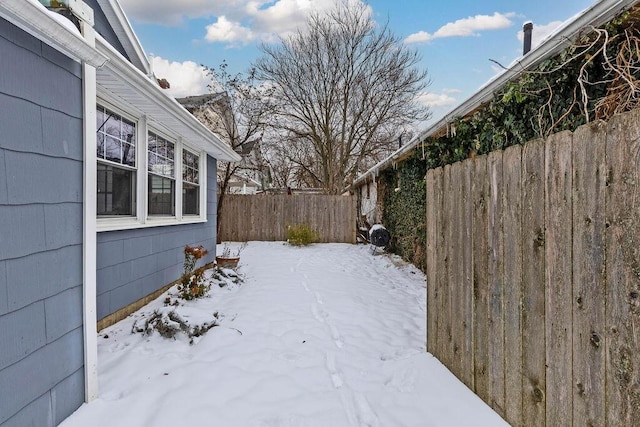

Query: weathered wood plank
[472,154,490,402]
[522,138,546,425]
[487,150,505,417]
[545,131,574,427]
[605,109,640,426]
[572,120,607,427]
[426,169,438,353]
[434,167,446,361]
[460,159,474,390]
[450,162,463,379]
[502,143,523,426]
[442,164,453,370]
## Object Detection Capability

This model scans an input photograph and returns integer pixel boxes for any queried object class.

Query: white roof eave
[95,34,241,162]
[0,0,108,68]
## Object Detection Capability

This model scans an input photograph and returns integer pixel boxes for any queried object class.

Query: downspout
[80,19,99,403]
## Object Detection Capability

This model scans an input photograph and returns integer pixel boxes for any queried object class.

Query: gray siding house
[0,1,240,425]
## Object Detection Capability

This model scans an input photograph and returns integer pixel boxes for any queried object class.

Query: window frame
[96,100,208,232]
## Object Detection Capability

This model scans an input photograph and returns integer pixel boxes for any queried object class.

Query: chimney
[523,22,533,55]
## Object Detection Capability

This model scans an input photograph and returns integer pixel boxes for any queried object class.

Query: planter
[216,256,240,269]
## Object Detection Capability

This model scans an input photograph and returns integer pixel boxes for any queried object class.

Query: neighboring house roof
[352,0,638,189]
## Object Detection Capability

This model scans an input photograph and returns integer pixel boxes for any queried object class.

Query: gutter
[0,0,108,67]
[352,0,637,189]
[95,34,241,162]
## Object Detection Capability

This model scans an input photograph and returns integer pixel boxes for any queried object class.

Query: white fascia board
[95,34,241,162]
[95,0,149,75]
[352,0,638,189]
[0,0,108,67]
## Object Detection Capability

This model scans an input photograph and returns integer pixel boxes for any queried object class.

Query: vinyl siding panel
[96,156,218,318]
[0,17,85,427]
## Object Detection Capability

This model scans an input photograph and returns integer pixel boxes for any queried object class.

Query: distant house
[177,93,269,195]
[0,0,239,425]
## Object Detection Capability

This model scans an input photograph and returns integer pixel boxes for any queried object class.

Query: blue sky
[119,0,596,127]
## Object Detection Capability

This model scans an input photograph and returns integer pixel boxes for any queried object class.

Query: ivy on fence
[380,154,427,271]
[378,6,640,271]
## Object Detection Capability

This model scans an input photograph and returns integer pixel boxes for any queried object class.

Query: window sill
[97,216,207,232]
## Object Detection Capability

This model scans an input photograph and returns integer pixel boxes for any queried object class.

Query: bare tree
[178,62,273,241]
[255,1,430,194]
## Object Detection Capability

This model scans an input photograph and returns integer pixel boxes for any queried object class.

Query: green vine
[378,6,640,270]
[420,6,640,169]
[380,154,427,271]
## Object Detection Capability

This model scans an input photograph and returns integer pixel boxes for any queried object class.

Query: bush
[286,224,318,246]
[178,245,210,300]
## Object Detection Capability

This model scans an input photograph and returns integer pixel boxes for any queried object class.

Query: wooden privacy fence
[425,108,640,427]
[219,194,356,243]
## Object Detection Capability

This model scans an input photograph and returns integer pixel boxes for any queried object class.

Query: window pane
[148,133,174,178]
[96,108,104,132]
[122,142,136,166]
[96,133,105,159]
[122,118,136,145]
[148,175,175,216]
[96,106,136,168]
[104,114,119,138]
[183,183,199,215]
[148,133,157,153]
[182,149,199,184]
[105,136,121,163]
[97,163,136,216]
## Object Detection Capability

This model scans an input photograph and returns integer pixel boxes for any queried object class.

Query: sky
[118,0,597,128]
[61,242,508,426]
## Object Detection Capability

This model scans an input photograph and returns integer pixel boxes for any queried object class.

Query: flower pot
[216,256,240,269]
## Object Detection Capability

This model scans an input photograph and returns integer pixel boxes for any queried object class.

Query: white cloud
[205,16,255,44]
[151,56,211,98]
[405,12,515,44]
[417,91,458,108]
[517,20,564,50]
[120,0,369,45]
[119,0,225,25]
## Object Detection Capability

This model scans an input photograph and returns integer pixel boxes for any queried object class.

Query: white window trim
[96,101,208,232]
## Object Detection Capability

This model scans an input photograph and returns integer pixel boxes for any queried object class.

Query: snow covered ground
[62,242,508,427]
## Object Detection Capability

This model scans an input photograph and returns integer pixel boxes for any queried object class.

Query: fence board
[425,109,640,427]
[605,109,640,426]
[487,150,506,416]
[521,138,546,425]
[472,155,489,402]
[450,162,463,379]
[545,131,574,426]
[503,144,523,426]
[572,121,607,427]
[219,194,355,243]
[460,160,474,390]
[442,165,453,370]
[434,168,446,361]
[426,170,438,353]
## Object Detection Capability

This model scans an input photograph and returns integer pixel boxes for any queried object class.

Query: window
[182,149,200,215]
[96,103,207,230]
[147,132,175,216]
[96,106,136,216]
